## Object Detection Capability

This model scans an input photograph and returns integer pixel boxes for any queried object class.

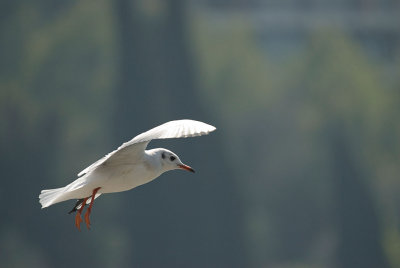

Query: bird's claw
[75,212,83,231]
[84,209,91,230]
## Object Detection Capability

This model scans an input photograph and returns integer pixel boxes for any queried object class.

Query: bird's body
[41,149,162,206]
[39,119,216,229]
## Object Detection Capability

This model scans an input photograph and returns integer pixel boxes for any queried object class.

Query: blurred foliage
[1,1,400,268]
[193,14,400,267]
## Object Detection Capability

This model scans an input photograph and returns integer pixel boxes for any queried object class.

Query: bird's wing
[78,119,216,177]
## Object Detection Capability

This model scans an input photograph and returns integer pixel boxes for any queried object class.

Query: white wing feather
[78,119,216,177]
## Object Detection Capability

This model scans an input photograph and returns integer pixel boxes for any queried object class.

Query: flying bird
[39,119,216,230]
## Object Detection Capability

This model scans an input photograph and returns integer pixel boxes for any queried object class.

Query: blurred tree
[112,0,246,267]
[193,19,330,266]
[193,18,394,267]
[330,128,388,268]
[0,1,115,267]
[298,31,390,268]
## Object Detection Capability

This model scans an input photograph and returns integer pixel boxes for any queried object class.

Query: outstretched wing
[78,119,216,177]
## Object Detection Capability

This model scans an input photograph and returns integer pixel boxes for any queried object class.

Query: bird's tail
[39,187,66,208]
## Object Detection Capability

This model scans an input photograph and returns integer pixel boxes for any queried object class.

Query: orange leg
[84,187,101,230]
[75,197,88,231]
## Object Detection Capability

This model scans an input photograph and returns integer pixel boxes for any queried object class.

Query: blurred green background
[1,0,400,267]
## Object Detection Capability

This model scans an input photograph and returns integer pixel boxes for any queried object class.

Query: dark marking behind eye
[170,156,176,161]
[161,152,166,159]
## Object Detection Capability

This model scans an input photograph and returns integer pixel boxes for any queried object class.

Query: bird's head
[156,149,195,173]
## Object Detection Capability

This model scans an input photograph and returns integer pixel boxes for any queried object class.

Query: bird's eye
[161,152,166,159]
[170,156,176,161]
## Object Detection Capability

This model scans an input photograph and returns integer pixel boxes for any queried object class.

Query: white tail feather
[39,187,66,208]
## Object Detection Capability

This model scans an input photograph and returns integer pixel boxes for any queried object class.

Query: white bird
[39,119,216,230]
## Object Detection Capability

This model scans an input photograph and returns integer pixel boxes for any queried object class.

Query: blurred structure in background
[1,0,399,267]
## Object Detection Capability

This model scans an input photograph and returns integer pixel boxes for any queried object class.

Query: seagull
[39,119,216,230]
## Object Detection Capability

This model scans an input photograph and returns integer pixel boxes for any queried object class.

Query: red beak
[178,164,195,173]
